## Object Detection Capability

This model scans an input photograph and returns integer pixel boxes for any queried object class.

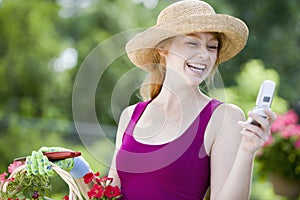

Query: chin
[186,77,205,87]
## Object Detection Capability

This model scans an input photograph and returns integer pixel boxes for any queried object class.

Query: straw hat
[126,0,249,71]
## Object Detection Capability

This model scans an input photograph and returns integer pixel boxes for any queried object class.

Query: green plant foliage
[257,134,300,181]
[2,172,51,199]
[220,59,288,114]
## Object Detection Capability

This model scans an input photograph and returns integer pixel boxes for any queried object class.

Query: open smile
[186,62,207,74]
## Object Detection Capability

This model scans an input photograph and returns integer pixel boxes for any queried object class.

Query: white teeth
[187,63,206,71]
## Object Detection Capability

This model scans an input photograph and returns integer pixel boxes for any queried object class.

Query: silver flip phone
[247,80,276,126]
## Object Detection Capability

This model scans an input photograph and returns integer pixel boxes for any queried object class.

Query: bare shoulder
[212,102,245,144]
[115,103,138,147]
[212,102,246,139]
[213,102,245,122]
[205,102,245,154]
[118,103,137,133]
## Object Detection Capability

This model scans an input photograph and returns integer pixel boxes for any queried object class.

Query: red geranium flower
[96,176,113,184]
[84,172,100,184]
[88,184,105,199]
[84,172,95,184]
[84,171,122,199]
[104,185,121,198]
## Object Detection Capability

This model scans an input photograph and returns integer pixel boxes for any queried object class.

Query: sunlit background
[0,0,299,199]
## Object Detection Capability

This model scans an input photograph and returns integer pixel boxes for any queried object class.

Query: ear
[157,48,168,57]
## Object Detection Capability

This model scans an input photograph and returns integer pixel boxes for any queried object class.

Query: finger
[248,112,269,128]
[264,108,277,123]
[40,146,70,153]
[39,146,59,153]
[39,146,51,153]
[240,128,257,139]
[53,157,74,172]
[240,129,265,147]
[42,155,54,176]
[40,146,63,153]
[26,156,33,175]
[238,121,268,140]
[36,152,55,176]
[65,158,74,171]
[239,121,261,134]
[30,151,39,175]
[37,152,47,175]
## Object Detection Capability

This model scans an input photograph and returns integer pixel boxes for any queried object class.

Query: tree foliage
[209,0,300,107]
[0,0,171,173]
[0,0,299,191]
[222,59,288,114]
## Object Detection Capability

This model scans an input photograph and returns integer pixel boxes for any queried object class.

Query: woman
[27,1,276,199]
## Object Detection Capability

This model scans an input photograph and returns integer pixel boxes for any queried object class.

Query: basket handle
[1,163,83,200]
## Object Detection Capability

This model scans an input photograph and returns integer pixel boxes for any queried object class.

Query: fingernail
[248,111,254,117]
[237,121,244,126]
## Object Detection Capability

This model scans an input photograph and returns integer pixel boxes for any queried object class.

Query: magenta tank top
[116,99,222,200]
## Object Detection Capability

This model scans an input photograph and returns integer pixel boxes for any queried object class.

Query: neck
[152,81,207,109]
[157,68,207,101]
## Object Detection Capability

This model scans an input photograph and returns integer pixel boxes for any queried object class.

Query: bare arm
[108,104,136,187]
[209,104,275,200]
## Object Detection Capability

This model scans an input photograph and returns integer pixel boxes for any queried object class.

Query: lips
[186,62,206,73]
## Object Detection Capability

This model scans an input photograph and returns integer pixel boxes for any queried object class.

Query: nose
[196,45,210,59]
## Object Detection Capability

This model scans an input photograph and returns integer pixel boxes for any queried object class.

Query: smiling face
[158,32,220,86]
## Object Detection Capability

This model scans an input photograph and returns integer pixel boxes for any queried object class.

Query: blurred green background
[0,0,299,199]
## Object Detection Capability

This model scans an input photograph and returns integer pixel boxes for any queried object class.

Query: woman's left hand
[238,109,277,153]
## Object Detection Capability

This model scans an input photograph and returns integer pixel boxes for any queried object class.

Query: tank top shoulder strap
[124,100,151,136]
[195,99,222,139]
[195,99,223,158]
[131,100,151,123]
[210,99,223,111]
[199,99,223,127]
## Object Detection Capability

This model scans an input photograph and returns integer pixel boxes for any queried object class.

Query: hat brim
[126,14,249,71]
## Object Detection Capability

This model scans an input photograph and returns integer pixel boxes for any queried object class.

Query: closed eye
[207,45,219,50]
[187,42,198,46]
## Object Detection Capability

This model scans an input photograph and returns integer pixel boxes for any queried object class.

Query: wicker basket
[1,163,83,200]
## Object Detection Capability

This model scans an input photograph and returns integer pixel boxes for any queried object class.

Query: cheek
[166,50,187,65]
[210,52,218,64]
